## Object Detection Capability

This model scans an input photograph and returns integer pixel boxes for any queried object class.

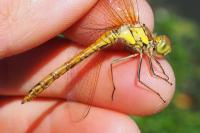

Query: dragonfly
[22,0,172,106]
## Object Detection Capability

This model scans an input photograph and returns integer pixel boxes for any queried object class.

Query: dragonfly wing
[66,52,105,121]
[65,0,139,45]
[83,0,139,28]
[100,0,139,24]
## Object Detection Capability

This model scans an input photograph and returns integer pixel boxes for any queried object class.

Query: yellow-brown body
[22,23,171,104]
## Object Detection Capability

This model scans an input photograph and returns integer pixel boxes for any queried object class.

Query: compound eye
[155,35,172,57]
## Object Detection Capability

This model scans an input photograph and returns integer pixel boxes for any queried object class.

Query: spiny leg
[138,53,166,103]
[110,54,139,100]
[149,57,172,85]
[154,58,169,80]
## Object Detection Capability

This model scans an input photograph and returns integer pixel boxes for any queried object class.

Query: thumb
[0,0,97,59]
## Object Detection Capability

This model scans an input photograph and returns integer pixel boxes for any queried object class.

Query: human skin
[0,0,175,132]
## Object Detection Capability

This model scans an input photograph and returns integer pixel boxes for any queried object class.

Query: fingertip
[112,56,175,115]
[77,103,141,133]
[0,98,140,133]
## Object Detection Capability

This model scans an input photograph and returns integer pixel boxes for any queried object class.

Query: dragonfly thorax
[117,24,152,50]
[117,24,171,58]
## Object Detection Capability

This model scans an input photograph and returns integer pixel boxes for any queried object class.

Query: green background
[133,0,200,132]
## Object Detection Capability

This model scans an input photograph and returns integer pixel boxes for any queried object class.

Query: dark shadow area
[0,96,17,108]
[0,37,69,93]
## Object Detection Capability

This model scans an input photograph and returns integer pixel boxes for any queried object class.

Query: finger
[0,38,175,116]
[65,0,154,45]
[0,98,140,133]
[0,0,98,59]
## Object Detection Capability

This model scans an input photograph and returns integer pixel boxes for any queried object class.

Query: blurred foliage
[150,0,200,23]
[132,1,200,132]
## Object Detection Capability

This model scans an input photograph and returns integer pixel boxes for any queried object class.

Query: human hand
[0,0,175,132]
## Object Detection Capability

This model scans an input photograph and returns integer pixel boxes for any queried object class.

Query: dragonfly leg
[110,53,139,101]
[149,57,172,85]
[154,58,171,80]
[138,54,166,103]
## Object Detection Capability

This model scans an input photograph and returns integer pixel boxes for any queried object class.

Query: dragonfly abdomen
[22,30,118,104]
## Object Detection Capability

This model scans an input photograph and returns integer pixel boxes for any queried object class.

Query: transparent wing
[102,0,139,24]
[85,0,139,28]
[66,51,105,121]
[66,0,139,44]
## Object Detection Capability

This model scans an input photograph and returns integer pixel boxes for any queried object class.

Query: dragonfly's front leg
[138,53,166,103]
[149,57,172,85]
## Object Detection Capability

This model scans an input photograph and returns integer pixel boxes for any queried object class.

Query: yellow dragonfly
[22,0,172,106]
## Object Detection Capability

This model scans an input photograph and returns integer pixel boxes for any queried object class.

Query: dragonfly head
[153,35,172,58]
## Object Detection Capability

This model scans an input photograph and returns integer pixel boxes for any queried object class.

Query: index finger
[0,38,175,115]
